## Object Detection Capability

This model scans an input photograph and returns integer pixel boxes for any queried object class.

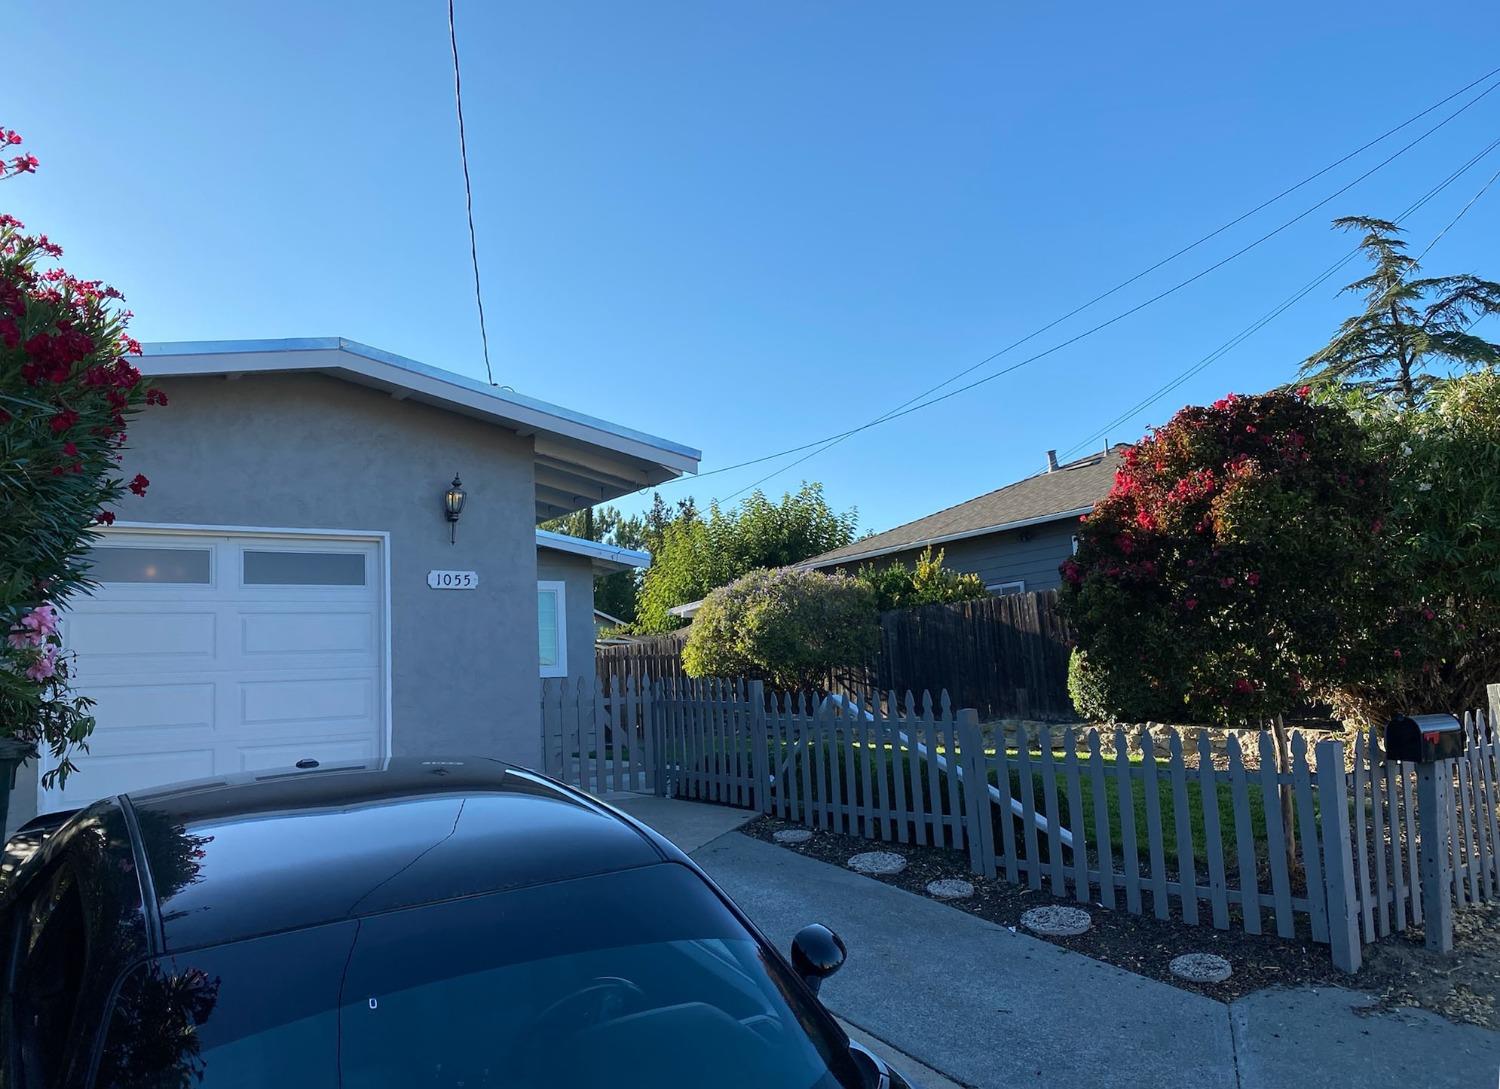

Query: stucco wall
[536,548,598,694]
[12,372,543,830]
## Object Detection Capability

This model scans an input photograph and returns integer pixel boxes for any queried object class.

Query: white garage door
[41,530,386,813]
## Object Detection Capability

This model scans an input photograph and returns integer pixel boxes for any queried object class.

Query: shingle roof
[803,446,1125,569]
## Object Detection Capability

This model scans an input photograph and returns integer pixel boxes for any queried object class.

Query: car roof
[119,758,668,953]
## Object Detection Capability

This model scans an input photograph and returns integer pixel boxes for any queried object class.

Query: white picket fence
[540,675,1500,971]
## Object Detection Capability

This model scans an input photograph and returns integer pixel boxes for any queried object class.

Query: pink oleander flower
[25,647,58,683]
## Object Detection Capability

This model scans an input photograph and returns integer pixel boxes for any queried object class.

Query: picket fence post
[1316,739,1362,973]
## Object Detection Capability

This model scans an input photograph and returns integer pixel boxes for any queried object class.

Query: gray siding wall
[536,549,597,693]
[13,373,543,830]
[856,519,1078,593]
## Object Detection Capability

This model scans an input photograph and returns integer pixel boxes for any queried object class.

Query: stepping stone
[1169,953,1232,983]
[925,878,975,900]
[1020,905,1092,937]
[773,828,813,845]
[847,851,906,875]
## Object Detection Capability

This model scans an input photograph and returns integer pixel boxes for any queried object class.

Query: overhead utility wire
[1059,133,1500,459]
[711,78,1500,503]
[447,0,497,385]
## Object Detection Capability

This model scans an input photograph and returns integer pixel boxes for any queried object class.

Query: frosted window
[243,551,365,586]
[90,546,211,584]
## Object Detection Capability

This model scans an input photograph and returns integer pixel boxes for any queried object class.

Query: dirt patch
[741,815,1500,1029]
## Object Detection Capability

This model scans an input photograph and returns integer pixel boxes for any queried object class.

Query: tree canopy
[1300,216,1500,405]
[634,483,858,633]
[851,546,987,612]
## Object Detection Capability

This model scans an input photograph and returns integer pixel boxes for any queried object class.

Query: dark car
[0,758,911,1089]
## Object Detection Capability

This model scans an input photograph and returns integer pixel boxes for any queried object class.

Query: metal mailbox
[1384,712,1467,764]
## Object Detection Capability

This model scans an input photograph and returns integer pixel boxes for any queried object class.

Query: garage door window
[538,582,567,678]
[90,546,211,585]
[242,550,366,587]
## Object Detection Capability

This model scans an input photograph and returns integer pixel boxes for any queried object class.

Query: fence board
[1455,721,1480,902]
[943,704,965,851]
[1477,712,1500,897]
[1368,727,1391,938]
[1089,731,1115,911]
[1259,732,1295,940]
[957,711,987,874]
[887,691,910,844]
[871,696,892,840]
[905,693,928,847]
[1168,730,1199,926]
[1400,758,1423,927]
[1018,726,1041,890]
[1040,727,1067,896]
[1292,733,1328,943]
[923,694,944,847]
[1385,758,1408,931]
[994,737,1020,885]
[1227,735,1261,935]
[1064,730,1089,904]
[1198,731,1229,930]
[1447,762,1467,909]
[1141,732,1170,921]
[1115,728,1142,914]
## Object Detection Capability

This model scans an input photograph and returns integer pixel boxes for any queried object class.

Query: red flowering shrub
[1,125,162,783]
[1060,390,1401,724]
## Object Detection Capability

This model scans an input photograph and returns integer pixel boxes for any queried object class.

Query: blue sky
[9,3,1500,533]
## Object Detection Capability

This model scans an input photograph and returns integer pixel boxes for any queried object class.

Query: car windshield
[94,863,864,1089]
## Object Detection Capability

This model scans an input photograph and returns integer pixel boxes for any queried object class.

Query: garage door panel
[84,681,215,734]
[234,738,378,773]
[67,609,218,662]
[51,749,216,810]
[240,610,375,656]
[239,675,375,726]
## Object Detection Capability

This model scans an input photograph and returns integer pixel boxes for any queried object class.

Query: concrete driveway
[611,795,1500,1089]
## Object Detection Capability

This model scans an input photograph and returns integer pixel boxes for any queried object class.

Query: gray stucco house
[16,338,694,830]
[801,446,1122,592]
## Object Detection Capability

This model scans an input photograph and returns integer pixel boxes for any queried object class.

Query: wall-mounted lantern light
[444,475,467,544]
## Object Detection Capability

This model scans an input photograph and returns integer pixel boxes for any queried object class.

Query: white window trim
[987,579,1026,595]
[538,580,568,678]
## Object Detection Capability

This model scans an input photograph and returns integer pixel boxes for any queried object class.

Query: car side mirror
[791,923,846,996]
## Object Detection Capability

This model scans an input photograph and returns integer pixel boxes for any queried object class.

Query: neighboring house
[592,608,628,640]
[535,530,649,677]
[17,338,697,830]
[800,446,1123,593]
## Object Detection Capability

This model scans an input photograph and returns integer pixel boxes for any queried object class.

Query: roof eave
[800,505,1095,570]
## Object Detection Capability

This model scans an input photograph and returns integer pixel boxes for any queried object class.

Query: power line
[1059,133,1500,459]
[447,0,496,386]
[1417,161,1500,260]
[711,78,1500,503]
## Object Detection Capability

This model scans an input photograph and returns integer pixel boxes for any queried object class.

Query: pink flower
[1184,597,1199,610]
[1392,649,1402,659]
[22,604,58,637]
[24,648,57,683]
[1422,608,1435,621]
[1246,572,1261,587]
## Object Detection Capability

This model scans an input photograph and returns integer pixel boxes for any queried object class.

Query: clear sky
[8,3,1500,533]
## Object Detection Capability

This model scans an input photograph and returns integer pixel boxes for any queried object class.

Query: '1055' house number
[427,570,479,590]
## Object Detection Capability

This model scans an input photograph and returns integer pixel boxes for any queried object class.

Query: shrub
[1059,389,1401,725]
[1,127,161,783]
[682,567,877,692]
[852,546,988,612]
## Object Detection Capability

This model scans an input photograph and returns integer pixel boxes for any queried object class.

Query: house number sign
[427,570,479,590]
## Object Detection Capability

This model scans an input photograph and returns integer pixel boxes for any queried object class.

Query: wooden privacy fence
[543,675,1500,971]
[595,590,1076,720]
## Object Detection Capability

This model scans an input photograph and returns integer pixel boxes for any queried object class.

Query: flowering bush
[682,567,877,692]
[1059,390,1402,724]
[1329,371,1500,721]
[1,124,161,783]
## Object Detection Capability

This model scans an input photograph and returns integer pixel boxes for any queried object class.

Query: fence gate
[540,674,658,796]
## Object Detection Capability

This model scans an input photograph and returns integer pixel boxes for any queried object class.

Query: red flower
[145,387,169,406]
[1233,678,1253,695]
[49,408,79,434]
[128,473,149,497]
[62,442,77,457]
[1392,648,1402,659]
[1296,385,1311,398]
[1184,597,1198,610]
[1245,572,1261,587]
[95,510,115,526]
[1219,576,1235,588]
[1422,608,1435,621]
[1060,559,1083,586]
[1370,518,1383,535]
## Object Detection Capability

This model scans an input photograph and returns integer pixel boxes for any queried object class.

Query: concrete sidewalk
[611,794,1500,1089]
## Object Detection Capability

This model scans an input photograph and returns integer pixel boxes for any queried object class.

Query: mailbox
[1385,713,1467,764]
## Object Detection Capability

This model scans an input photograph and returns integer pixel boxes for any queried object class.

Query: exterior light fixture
[444,475,466,544]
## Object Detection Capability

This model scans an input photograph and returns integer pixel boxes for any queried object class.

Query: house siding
[843,518,1079,593]
[14,373,544,830]
[536,549,597,695]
